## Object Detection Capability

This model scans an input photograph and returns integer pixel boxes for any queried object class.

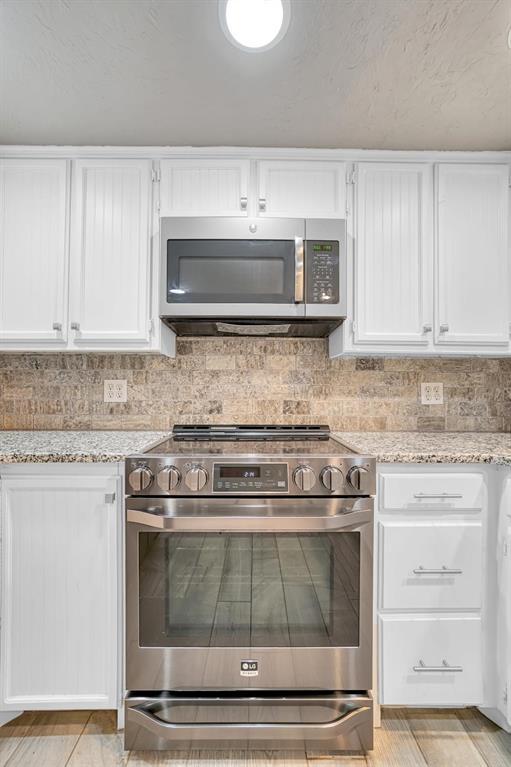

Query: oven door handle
[126,507,372,531]
[127,701,371,741]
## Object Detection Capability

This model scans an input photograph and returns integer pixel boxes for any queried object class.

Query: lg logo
[240,660,259,676]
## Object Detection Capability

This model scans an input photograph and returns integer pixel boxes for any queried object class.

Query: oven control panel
[213,463,288,493]
[306,240,340,304]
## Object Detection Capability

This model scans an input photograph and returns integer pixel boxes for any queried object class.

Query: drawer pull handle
[413,566,463,575]
[413,492,463,499]
[413,659,463,673]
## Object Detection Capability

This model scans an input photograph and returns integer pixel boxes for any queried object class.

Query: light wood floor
[0,708,510,767]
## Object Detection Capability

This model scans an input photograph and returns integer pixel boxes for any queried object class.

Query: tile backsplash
[0,339,509,432]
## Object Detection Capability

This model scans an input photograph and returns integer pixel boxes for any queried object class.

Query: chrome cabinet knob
[52,322,62,332]
[293,465,316,492]
[320,466,344,492]
[128,466,154,492]
[70,322,80,331]
[347,465,370,492]
[439,323,449,333]
[156,466,181,492]
[185,466,208,492]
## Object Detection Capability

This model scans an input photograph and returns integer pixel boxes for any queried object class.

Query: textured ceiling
[0,0,510,149]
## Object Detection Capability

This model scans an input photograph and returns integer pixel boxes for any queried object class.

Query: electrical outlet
[104,379,127,403]
[421,382,444,405]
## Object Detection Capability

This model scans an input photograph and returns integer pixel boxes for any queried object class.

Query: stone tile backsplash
[0,339,510,432]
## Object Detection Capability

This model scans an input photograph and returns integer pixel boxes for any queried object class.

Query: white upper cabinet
[160,159,250,217]
[257,161,347,218]
[69,159,153,347]
[0,159,68,344]
[435,164,509,348]
[353,163,433,346]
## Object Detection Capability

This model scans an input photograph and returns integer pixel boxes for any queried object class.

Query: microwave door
[160,217,306,318]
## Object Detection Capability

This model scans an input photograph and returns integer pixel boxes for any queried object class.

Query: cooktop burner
[145,425,356,456]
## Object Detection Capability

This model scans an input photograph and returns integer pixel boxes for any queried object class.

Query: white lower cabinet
[377,464,486,709]
[0,468,120,710]
[379,615,482,706]
[379,521,482,610]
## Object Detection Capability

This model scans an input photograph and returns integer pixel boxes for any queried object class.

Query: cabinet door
[379,614,482,706]
[160,159,250,217]
[436,164,509,348]
[0,159,68,344]
[69,159,152,346]
[0,475,118,710]
[257,161,346,218]
[354,163,432,346]
[379,521,482,610]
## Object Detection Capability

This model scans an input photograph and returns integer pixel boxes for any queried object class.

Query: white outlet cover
[421,382,444,405]
[104,379,128,403]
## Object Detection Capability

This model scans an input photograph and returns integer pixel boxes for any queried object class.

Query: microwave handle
[294,237,305,303]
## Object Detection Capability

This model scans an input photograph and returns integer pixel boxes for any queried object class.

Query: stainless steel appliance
[125,425,375,752]
[160,217,346,337]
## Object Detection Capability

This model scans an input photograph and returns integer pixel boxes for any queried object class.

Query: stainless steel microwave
[159,217,347,337]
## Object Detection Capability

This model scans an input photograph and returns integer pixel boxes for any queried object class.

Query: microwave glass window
[180,257,284,295]
[167,239,296,303]
[138,531,360,648]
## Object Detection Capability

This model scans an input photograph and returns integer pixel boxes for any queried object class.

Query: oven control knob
[185,466,208,492]
[128,466,153,492]
[156,466,181,492]
[321,466,344,492]
[347,465,370,492]
[293,465,316,492]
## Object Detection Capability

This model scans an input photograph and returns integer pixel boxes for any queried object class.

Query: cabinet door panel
[380,615,482,706]
[257,161,346,218]
[70,159,152,345]
[354,163,432,346]
[0,476,118,709]
[0,159,68,343]
[160,159,249,217]
[379,521,482,610]
[436,164,509,347]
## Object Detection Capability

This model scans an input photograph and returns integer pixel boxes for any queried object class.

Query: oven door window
[166,240,296,303]
[138,532,360,648]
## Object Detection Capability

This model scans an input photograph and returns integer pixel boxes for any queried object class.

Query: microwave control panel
[306,240,340,304]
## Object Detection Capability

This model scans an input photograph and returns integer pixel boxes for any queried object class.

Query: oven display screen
[219,466,261,478]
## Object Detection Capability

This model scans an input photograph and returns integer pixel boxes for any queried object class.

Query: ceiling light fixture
[219,0,290,52]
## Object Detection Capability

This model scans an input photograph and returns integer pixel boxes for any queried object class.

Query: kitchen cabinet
[435,163,509,349]
[69,159,154,348]
[257,160,347,218]
[379,614,482,706]
[159,159,250,217]
[376,465,487,707]
[352,163,433,347]
[0,159,69,346]
[0,469,120,710]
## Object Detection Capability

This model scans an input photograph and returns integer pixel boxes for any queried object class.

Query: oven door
[160,217,306,318]
[126,496,373,692]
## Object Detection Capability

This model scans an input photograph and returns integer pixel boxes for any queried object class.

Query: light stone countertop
[336,432,511,466]
[0,430,511,466]
[0,431,169,463]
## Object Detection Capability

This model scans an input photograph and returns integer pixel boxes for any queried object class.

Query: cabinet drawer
[379,615,482,706]
[379,521,482,610]
[379,472,485,512]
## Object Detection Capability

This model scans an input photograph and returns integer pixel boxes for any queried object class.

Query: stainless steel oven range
[125,425,375,752]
